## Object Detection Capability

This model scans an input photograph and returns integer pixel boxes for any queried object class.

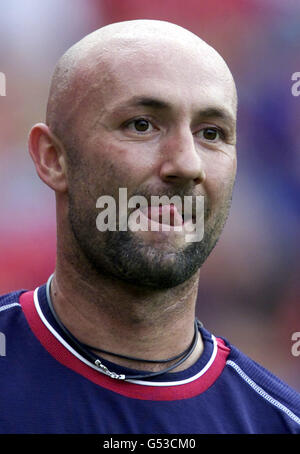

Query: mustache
[125,187,207,219]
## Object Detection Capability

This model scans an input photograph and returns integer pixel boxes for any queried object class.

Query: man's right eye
[125,118,154,134]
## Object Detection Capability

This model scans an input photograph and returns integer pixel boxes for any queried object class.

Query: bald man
[0,20,299,435]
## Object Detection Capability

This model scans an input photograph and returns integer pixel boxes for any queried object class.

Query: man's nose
[159,128,206,185]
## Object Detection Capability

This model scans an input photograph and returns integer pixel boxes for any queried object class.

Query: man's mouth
[146,204,184,227]
[126,198,203,243]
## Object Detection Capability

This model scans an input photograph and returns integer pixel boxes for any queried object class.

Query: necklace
[45,275,202,381]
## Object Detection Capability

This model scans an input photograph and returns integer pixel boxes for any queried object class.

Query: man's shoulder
[221,336,300,430]
[0,289,26,306]
[0,289,26,320]
[226,341,300,396]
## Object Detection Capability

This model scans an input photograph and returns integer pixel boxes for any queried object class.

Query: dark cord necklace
[46,275,202,381]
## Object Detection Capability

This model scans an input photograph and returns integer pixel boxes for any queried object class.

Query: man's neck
[49,260,203,373]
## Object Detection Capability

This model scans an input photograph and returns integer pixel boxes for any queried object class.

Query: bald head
[31,19,238,290]
[46,20,237,145]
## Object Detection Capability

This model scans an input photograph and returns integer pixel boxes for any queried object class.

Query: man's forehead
[88,45,237,120]
[46,20,237,134]
[85,32,228,77]
[73,19,231,83]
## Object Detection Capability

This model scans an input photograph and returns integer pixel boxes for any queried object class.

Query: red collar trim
[20,290,230,401]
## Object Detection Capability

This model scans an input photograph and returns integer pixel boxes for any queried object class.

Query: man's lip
[144,204,184,226]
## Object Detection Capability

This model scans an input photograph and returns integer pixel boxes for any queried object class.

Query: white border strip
[0,302,21,312]
[33,287,103,374]
[127,335,218,387]
[227,360,300,426]
[34,284,218,387]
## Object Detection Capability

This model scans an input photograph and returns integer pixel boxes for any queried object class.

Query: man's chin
[91,234,206,290]
[127,228,192,251]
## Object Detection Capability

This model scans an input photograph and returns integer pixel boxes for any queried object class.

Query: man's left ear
[28,123,68,192]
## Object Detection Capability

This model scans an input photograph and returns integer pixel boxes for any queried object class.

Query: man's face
[64,38,237,289]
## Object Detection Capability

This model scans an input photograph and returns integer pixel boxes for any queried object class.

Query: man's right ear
[28,123,68,192]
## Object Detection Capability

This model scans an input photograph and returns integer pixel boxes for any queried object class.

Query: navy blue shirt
[0,284,299,434]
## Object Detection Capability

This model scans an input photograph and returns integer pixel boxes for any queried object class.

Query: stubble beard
[67,190,234,290]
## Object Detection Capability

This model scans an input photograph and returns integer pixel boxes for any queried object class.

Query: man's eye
[198,127,221,142]
[127,118,153,133]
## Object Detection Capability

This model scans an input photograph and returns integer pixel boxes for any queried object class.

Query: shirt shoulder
[0,289,25,313]
[0,289,28,331]
[221,337,300,432]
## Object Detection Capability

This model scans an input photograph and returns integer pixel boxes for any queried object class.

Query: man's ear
[28,123,68,192]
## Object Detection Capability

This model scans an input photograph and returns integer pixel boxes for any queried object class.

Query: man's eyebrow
[196,107,236,127]
[125,96,170,110]
[116,97,235,126]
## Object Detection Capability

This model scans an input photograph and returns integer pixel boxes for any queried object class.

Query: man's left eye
[198,127,221,142]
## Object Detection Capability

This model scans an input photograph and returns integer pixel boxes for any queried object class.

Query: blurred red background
[0,0,299,390]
